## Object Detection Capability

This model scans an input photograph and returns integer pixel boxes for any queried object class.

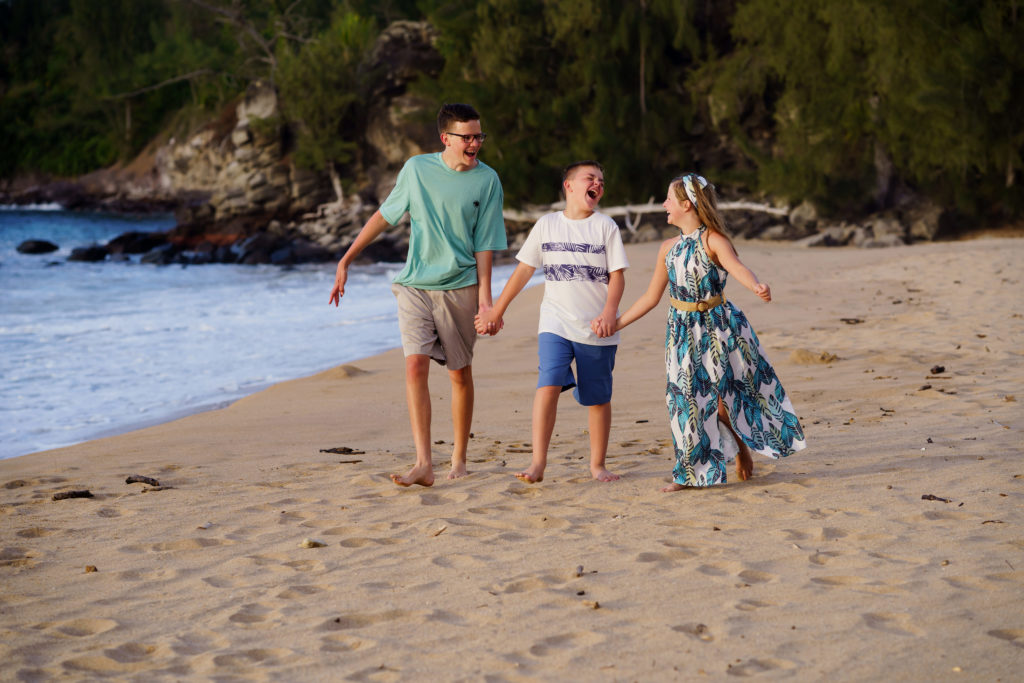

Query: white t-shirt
[516,211,629,346]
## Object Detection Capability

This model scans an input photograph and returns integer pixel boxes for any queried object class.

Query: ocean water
[0,208,522,460]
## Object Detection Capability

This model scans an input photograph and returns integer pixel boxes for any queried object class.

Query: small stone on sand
[53,490,93,501]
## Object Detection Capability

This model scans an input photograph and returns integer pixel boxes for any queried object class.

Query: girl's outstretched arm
[706,232,771,302]
[615,238,676,331]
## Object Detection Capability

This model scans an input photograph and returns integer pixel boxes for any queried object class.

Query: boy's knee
[448,365,473,387]
[406,355,430,379]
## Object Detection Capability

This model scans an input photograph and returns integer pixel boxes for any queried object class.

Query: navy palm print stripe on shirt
[543,263,609,283]
[542,242,607,254]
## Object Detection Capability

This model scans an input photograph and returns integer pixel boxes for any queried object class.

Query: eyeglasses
[446,132,487,143]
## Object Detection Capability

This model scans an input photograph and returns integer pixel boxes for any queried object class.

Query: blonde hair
[671,174,730,238]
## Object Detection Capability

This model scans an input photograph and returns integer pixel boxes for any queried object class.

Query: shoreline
[2,237,1021,680]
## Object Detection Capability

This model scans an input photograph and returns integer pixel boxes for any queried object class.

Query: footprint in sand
[491,574,565,594]
[636,548,696,566]
[117,567,183,582]
[505,485,543,498]
[171,629,230,656]
[987,629,1024,648]
[338,537,403,548]
[811,575,869,587]
[0,546,40,569]
[53,618,119,638]
[102,642,163,664]
[467,504,513,515]
[118,538,230,554]
[320,634,376,653]
[696,561,744,577]
[671,622,714,642]
[203,575,245,589]
[737,569,775,584]
[733,599,777,612]
[15,527,53,538]
[321,610,412,631]
[212,648,292,669]
[727,657,797,676]
[418,492,469,506]
[527,631,603,657]
[276,584,330,600]
[862,612,922,636]
[228,603,278,625]
[432,553,491,570]
[809,550,843,566]
[816,526,849,541]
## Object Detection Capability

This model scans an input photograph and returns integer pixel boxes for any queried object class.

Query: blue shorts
[536,332,616,406]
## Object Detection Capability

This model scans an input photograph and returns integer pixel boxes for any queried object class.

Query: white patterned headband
[681,174,709,206]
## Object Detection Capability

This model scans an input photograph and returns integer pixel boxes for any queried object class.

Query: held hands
[753,282,772,303]
[590,312,616,338]
[474,304,503,336]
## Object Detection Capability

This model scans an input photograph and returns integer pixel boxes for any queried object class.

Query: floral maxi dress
[664,227,806,486]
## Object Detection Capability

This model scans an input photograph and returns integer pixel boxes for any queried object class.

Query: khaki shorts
[391,283,479,370]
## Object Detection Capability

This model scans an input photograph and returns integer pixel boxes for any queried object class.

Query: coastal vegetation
[1,0,1020,219]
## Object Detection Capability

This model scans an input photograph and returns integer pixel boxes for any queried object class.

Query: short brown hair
[437,103,481,135]
[562,160,604,184]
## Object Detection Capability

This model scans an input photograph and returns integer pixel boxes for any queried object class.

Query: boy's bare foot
[447,465,469,480]
[514,465,545,483]
[661,482,686,492]
[591,468,620,482]
[735,443,753,481]
[390,464,434,487]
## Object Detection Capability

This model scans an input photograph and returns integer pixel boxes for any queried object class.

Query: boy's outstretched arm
[329,210,392,306]
[474,262,536,335]
[615,238,675,331]
[706,232,771,302]
[590,269,625,338]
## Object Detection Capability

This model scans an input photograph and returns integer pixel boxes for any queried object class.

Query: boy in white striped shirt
[475,161,628,482]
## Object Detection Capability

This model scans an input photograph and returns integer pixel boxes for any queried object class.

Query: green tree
[699,0,1024,216]
[418,0,709,205]
[276,8,379,202]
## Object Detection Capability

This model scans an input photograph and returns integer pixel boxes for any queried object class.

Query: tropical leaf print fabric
[542,242,607,254]
[542,263,609,283]
[664,228,806,486]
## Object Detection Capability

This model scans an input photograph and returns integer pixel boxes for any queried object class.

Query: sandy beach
[2,236,1022,681]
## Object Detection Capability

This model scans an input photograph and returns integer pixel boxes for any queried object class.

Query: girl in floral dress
[613,174,806,490]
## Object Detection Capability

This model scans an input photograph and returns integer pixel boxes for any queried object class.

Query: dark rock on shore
[68,245,109,262]
[107,231,170,255]
[17,240,59,254]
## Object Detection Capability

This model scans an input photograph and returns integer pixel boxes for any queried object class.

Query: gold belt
[669,293,726,313]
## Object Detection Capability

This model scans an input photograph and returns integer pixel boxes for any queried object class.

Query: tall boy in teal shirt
[329,103,507,486]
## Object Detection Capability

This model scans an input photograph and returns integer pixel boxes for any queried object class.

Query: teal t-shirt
[380,153,507,290]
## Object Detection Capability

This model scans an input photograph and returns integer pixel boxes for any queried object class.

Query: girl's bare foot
[591,468,620,482]
[514,465,545,483]
[735,442,753,481]
[661,482,686,492]
[390,464,434,487]
[447,464,469,480]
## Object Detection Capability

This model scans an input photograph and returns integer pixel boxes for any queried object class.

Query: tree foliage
[698,0,1024,215]
[1,0,1019,217]
[417,0,711,204]
[276,9,378,187]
